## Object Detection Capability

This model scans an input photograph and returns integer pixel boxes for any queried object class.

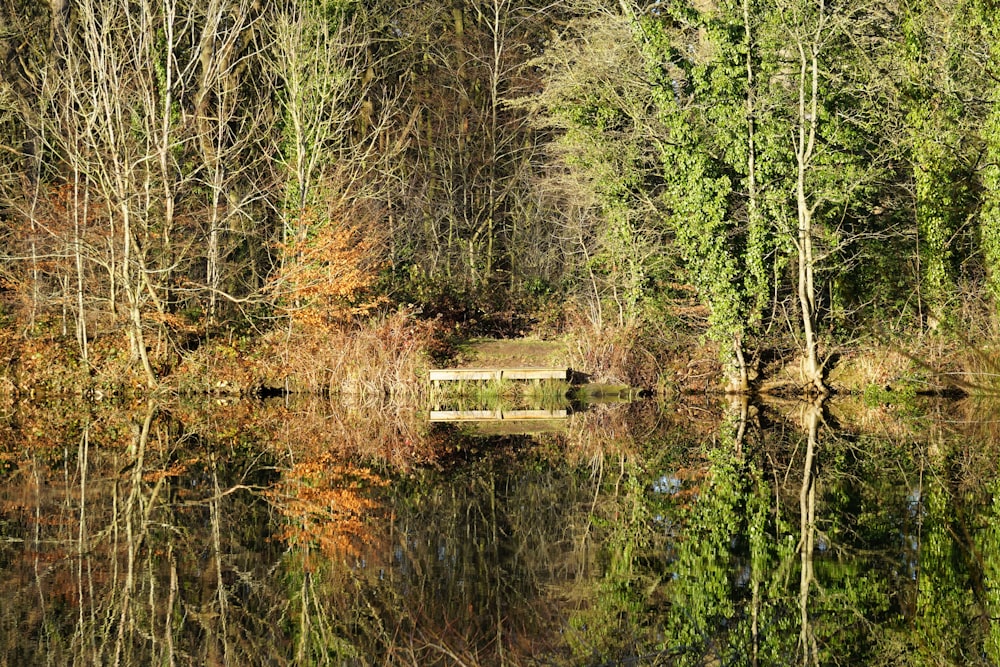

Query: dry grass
[173,308,443,399]
[563,321,679,388]
[826,347,914,392]
[453,337,572,368]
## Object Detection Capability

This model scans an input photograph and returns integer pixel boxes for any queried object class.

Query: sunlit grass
[523,379,572,411]
[953,341,1000,395]
[430,377,570,411]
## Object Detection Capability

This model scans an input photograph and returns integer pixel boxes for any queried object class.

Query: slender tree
[767,0,889,392]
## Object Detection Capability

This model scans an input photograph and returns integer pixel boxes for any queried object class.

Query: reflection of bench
[429,368,568,387]
[429,409,568,422]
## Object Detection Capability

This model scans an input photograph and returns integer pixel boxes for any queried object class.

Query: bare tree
[190,0,274,322]
[272,0,375,245]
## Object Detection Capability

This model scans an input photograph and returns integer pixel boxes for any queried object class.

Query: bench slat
[429,367,567,382]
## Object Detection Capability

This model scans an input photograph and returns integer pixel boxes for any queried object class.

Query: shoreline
[0,320,970,402]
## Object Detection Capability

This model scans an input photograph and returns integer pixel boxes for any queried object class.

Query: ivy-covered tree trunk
[629,0,784,393]
[980,7,1000,313]
[899,0,982,327]
[983,108,1000,310]
[910,108,963,322]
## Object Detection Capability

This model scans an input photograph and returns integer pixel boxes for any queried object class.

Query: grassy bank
[0,306,987,400]
[0,308,447,400]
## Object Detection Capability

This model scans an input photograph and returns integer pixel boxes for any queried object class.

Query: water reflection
[0,395,998,664]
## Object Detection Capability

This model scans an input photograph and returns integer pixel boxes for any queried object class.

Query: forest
[1,0,999,395]
[5,4,1000,663]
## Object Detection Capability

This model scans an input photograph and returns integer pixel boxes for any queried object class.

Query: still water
[0,395,998,665]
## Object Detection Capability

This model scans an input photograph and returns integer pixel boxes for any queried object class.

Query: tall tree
[382,0,553,312]
[626,0,789,391]
[272,0,371,245]
[3,0,283,378]
[190,0,275,322]
[781,0,829,393]
[899,0,982,324]
[767,0,891,392]
[56,0,173,385]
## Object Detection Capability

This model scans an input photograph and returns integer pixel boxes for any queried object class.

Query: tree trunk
[793,7,827,395]
[798,398,822,665]
[73,170,88,365]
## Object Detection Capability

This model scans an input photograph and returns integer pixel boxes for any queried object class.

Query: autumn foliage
[271,200,386,330]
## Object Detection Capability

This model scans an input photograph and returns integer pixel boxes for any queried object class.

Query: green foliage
[913,473,982,661]
[525,15,677,329]
[897,0,984,320]
[663,450,744,659]
[862,382,918,410]
[627,1,786,379]
[980,478,1000,662]
[978,7,1000,309]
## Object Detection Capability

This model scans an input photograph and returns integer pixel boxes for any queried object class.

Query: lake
[0,394,997,665]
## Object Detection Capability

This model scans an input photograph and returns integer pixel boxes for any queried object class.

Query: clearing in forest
[451,338,572,370]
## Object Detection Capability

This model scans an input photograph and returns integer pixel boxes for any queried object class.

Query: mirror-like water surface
[1,396,998,665]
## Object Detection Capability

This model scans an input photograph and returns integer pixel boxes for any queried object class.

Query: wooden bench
[429,367,568,387]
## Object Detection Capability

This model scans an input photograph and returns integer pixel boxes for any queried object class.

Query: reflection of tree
[778,398,908,665]
[259,441,605,664]
[667,451,743,663]
[265,455,388,558]
[913,469,973,658]
[0,401,287,664]
[381,450,592,661]
[569,394,936,665]
[657,396,801,667]
[797,399,821,666]
[983,480,1000,663]
[4,397,1000,663]
[900,455,1000,665]
[565,456,665,661]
